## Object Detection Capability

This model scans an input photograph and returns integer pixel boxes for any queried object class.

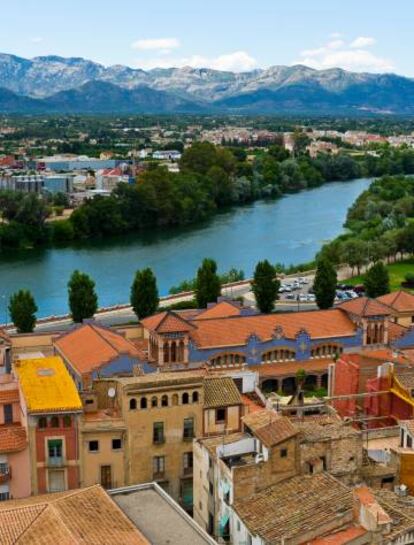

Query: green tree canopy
[252,260,280,313]
[68,270,98,323]
[195,258,221,308]
[364,262,390,298]
[313,257,337,310]
[130,268,159,319]
[9,289,38,333]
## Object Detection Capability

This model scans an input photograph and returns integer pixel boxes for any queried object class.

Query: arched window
[151,396,158,408]
[63,415,71,428]
[182,392,189,405]
[161,395,169,407]
[140,397,147,409]
[172,393,179,406]
[130,398,137,410]
[50,416,59,428]
[38,417,47,429]
[192,391,199,403]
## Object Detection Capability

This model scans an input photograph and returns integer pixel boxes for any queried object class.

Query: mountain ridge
[0,52,413,114]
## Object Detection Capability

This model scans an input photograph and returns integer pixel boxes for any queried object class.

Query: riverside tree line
[2,142,414,249]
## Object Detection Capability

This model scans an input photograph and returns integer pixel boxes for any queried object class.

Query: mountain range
[0,53,413,115]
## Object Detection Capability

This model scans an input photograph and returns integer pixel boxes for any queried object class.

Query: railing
[0,466,11,484]
[48,456,64,467]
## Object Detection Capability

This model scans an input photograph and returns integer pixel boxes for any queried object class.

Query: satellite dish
[108,387,116,399]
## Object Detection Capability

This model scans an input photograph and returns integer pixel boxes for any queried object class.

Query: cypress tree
[195,258,221,308]
[131,268,159,319]
[9,290,38,333]
[252,260,279,313]
[365,262,390,298]
[68,270,98,323]
[314,257,337,309]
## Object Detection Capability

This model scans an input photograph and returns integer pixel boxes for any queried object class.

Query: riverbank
[0,178,372,319]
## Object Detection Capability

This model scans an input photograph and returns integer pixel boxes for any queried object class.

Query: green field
[346,259,414,292]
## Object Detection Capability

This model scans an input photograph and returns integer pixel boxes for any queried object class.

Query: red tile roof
[0,389,20,404]
[388,321,409,342]
[377,290,414,313]
[54,323,141,375]
[309,526,367,544]
[243,409,298,447]
[189,309,356,348]
[0,426,27,454]
[194,300,242,320]
[338,297,391,317]
[141,311,195,333]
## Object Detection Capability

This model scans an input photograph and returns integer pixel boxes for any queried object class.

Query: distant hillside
[0,52,413,114]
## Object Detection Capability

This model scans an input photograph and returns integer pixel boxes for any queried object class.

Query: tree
[313,257,337,309]
[365,262,390,298]
[9,290,37,333]
[251,260,280,313]
[130,268,159,319]
[195,258,221,308]
[340,238,368,275]
[68,270,98,323]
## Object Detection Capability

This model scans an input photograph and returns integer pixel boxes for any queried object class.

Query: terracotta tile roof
[54,323,141,375]
[243,409,298,447]
[233,473,353,544]
[241,393,265,414]
[117,369,206,391]
[194,301,242,320]
[377,290,414,313]
[0,426,27,454]
[309,526,367,544]
[292,414,360,441]
[190,309,356,348]
[373,489,414,541]
[338,297,391,317]
[0,485,150,545]
[0,388,20,404]
[393,369,414,391]
[389,321,409,342]
[15,357,82,414]
[141,311,195,333]
[203,376,241,408]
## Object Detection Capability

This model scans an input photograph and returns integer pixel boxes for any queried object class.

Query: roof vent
[37,368,55,377]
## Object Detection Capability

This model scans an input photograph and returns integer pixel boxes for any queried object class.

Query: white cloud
[296,35,393,73]
[134,51,258,72]
[350,36,376,48]
[30,37,43,44]
[131,38,180,51]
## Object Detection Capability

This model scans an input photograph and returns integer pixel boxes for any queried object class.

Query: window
[112,438,122,450]
[401,429,406,447]
[89,440,99,452]
[38,416,47,429]
[48,469,65,492]
[151,396,158,408]
[182,392,189,405]
[129,398,137,410]
[161,395,168,407]
[192,391,199,403]
[0,463,9,475]
[216,408,226,423]
[0,492,9,501]
[153,422,164,444]
[172,393,179,406]
[48,439,63,464]
[183,417,194,440]
[280,448,288,458]
[3,404,12,425]
[85,398,94,405]
[183,452,193,474]
[209,481,214,495]
[408,435,413,449]
[50,416,59,428]
[63,416,71,428]
[153,455,165,477]
[140,397,147,409]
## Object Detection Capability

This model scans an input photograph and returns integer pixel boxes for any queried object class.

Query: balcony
[153,471,166,481]
[0,466,11,484]
[48,456,65,467]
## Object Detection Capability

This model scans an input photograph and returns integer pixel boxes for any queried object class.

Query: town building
[15,356,83,494]
[377,291,414,327]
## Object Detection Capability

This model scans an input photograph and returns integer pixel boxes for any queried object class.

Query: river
[0,177,371,319]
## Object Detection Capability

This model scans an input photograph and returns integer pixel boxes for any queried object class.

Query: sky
[1,0,413,75]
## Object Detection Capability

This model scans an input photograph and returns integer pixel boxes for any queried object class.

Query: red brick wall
[333,358,359,417]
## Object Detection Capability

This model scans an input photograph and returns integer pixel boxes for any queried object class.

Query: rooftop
[292,414,360,442]
[0,426,27,454]
[338,297,391,317]
[233,473,353,545]
[0,485,149,545]
[203,376,242,408]
[141,311,195,334]
[54,323,142,376]
[193,300,243,320]
[115,369,206,392]
[110,483,217,545]
[243,409,298,447]
[15,356,82,414]
[377,290,414,313]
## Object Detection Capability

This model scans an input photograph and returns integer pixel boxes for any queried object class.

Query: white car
[299,294,308,302]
